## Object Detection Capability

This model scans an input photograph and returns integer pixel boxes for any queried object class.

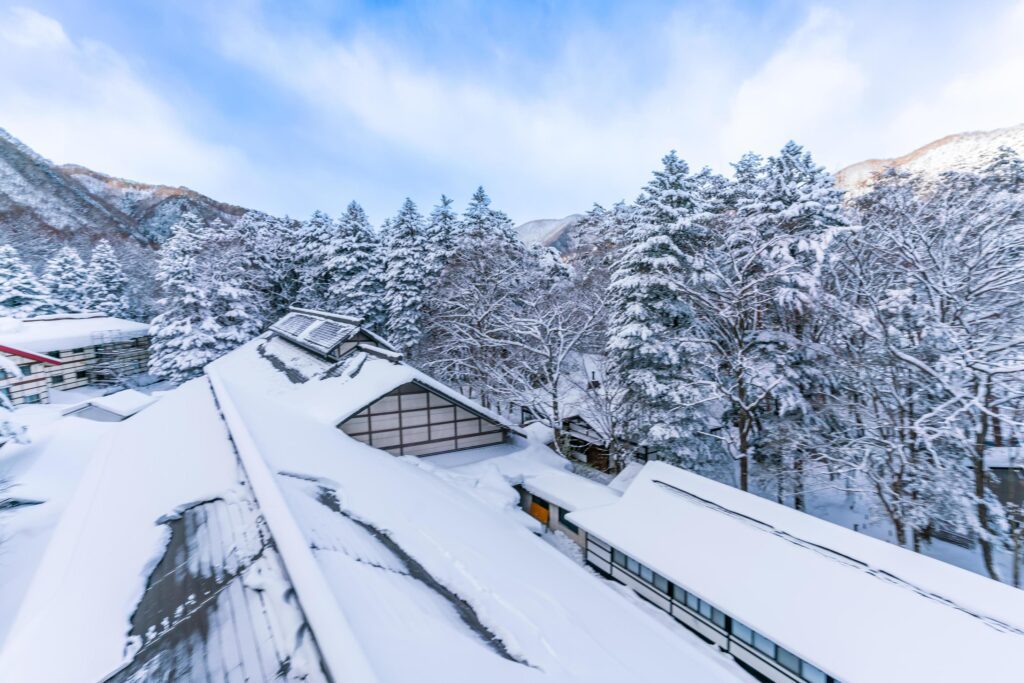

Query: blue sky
[1,1,1023,225]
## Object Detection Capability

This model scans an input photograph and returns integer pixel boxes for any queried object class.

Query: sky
[1,0,1023,225]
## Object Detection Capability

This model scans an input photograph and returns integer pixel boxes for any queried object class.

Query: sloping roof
[520,469,620,512]
[269,307,395,358]
[0,343,60,365]
[568,461,1024,683]
[0,312,149,352]
[62,389,157,420]
[204,345,745,683]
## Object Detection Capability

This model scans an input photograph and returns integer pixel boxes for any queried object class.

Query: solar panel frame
[276,314,316,336]
[304,320,354,350]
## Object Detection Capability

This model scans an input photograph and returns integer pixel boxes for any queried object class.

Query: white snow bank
[0,379,241,682]
[569,461,1024,683]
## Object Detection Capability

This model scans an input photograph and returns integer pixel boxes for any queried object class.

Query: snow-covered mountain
[516,214,583,252]
[0,127,248,269]
[835,123,1024,194]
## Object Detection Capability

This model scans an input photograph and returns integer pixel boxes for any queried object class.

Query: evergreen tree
[41,245,88,311]
[606,151,710,460]
[425,195,460,281]
[236,211,301,324]
[0,244,61,318]
[149,213,262,383]
[83,240,132,318]
[325,201,386,325]
[461,186,518,244]
[383,198,430,352]
[295,210,337,309]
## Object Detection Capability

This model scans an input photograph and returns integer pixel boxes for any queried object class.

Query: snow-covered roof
[270,307,395,358]
[569,461,1024,683]
[608,461,644,493]
[985,446,1024,469]
[61,389,158,419]
[0,343,60,365]
[0,312,149,353]
[520,469,620,512]
[198,337,745,682]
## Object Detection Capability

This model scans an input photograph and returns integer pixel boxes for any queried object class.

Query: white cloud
[0,6,244,198]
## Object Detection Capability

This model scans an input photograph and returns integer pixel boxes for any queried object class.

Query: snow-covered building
[515,469,620,547]
[0,311,745,683]
[0,313,150,403]
[569,461,1024,683]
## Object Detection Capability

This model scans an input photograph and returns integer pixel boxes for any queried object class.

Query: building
[0,308,747,682]
[0,312,150,404]
[568,461,1024,683]
[515,469,620,547]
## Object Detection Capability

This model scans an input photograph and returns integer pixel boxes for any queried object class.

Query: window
[753,633,776,658]
[22,394,42,404]
[626,556,640,574]
[48,350,60,358]
[671,584,687,603]
[20,365,31,376]
[558,507,579,533]
[685,591,699,611]
[653,573,670,595]
[72,347,85,353]
[711,607,727,629]
[1,387,11,402]
[50,375,64,385]
[76,371,88,379]
[730,621,753,645]
[531,495,549,510]
[800,662,828,683]
[777,648,801,675]
[698,600,713,620]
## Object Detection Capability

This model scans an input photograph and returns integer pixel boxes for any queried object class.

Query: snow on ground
[208,339,748,682]
[0,379,243,682]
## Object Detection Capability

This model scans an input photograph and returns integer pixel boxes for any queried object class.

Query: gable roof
[269,307,395,359]
[569,461,1024,683]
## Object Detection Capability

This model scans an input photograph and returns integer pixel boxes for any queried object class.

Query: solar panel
[277,314,315,336]
[305,320,349,349]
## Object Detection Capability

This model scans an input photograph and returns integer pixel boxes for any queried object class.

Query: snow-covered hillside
[515,214,582,252]
[836,123,1024,194]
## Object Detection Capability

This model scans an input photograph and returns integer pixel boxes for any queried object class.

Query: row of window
[608,546,831,683]
[50,371,90,386]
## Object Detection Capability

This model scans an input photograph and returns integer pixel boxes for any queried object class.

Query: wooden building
[0,313,151,404]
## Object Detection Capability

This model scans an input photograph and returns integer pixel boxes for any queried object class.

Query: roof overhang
[0,344,61,365]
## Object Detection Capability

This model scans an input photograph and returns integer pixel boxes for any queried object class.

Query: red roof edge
[0,345,61,365]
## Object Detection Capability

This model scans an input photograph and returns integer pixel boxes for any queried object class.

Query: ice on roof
[568,461,1024,683]
[0,313,149,353]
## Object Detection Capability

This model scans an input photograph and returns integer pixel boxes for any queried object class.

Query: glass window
[372,412,401,431]
[430,423,456,440]
[626,556,640,574]
[20,365,31,376]
[50,375,64,385]
[23,394,41,404]
[671,584,686,603]
[77,371,88,379]
[531,495,550,510]
[731,621,753,645]
[400,392,428,410]
[698,600,713,620]
[342,416,369,434]
[711,607,727,629]
[456,418,481,436]
[753,633,776,658]
[653,573,670,595]
[800,662,828,683]
[369,395,399,414]
[371,430,401,448]
[558,508,579,533]
[429,406,455,423]
[402,409,429,427]
[612,549,626,567]
[639,564,654,583]
[402,426,429,444]
[685,592,699,611]
[777,648,801,675]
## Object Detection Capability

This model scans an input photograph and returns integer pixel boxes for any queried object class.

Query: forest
[2,141,1023,585]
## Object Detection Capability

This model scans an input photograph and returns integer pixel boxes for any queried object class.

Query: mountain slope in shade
[516,214,583,253]
[836,123,1024,194]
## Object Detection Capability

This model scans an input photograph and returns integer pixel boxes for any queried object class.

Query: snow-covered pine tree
[606,151,710,462]
[83,240,132,318]
[325,201,386,325]
[149,213,263,384]
[424,195,460,282]
[295,210,336,310]
[461,186,519,244]
[383,198,430,352]
[0,244,62,318]
[236,211,301,325]
[41,245,88,311]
